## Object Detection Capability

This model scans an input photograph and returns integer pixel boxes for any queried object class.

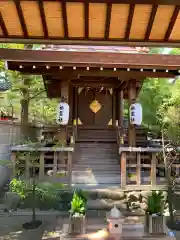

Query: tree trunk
[162,128,174,224]
[20,44,33,139]
[20,97,29,139]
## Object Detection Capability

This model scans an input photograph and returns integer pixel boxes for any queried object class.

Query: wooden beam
[38,0,48,38]
[7,66,177,79]
[14,0,28,37]
[105,3,112,40]
[84,2,89,38]
[3,48,180,70]
[61,1,68,38]
[7,0,180,5]
[145,5,158,40]
[0,13,8,37]
[125,4,135,40]
[164,5,180,41]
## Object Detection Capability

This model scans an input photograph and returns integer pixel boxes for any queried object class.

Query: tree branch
[28,90,45,101]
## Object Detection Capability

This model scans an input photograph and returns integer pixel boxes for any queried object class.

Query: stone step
[72,170,120,174]
[72,177,120,184]
[76,143,117,146]
[76,161,118,164]
[73,165,119,170]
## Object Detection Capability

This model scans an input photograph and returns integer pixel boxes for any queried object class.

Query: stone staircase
[72,127,120,188]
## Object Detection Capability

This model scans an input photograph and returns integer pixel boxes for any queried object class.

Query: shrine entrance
[76,88,113,126]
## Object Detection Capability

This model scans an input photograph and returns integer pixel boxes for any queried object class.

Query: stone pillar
[128,80,136,147]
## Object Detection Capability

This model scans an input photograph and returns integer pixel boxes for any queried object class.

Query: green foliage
[9,179,66,210]
[139,78,171,134]
[9,178,28,199]
[70,190,87,216]
[146,191,164,215]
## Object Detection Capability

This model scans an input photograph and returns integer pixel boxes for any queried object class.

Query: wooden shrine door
[77,88,113,126]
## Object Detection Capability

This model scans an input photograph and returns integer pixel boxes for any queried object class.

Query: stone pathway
[0,212,176,240]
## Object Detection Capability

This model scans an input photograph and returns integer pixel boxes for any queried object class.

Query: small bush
[9,179,67,210]
[146,191,164,215]
[70,189,87,216]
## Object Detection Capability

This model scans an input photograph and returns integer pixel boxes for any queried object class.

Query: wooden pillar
[74,88,78,126]
[61,80,69,102]
[128,80,136,147]
[11,151,16,177]
[119,90,124,127]
[136,152,141,185]
[53,152,58,178]
[68,84,73,125]
[121,152,127,189]
[112,92,116,126]
[151,153,156,187]
[39,152,44,180]
[68,152,72,186]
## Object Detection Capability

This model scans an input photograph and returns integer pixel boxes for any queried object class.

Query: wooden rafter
[61,1,68,38]
[125,4,135,40]
[14,0,28,37]
[12,0,180,5]
[164,5,180,41]
[0,0,180,46]
[84,2,89,38]
[145,5,158,40]
[0,13,8,37]
[104,2,112,40]
[38,0,48,38]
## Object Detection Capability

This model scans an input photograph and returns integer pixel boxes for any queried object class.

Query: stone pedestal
[122,223,144,238]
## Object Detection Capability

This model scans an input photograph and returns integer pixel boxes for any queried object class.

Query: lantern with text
[129,103,142,125]
[56,102,69,125]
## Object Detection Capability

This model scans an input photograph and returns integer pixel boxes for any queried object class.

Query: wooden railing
[119,147,168,190]
[11,143,74,187]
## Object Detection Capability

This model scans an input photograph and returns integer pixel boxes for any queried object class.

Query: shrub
[9,179,66,210]
[146,191,164,215]
[70,190,87,216]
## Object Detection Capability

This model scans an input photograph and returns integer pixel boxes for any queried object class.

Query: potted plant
[68,189,87,235]
[146,191,166,235]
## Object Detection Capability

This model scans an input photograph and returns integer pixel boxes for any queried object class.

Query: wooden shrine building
[1,0,180,190]
[1,46,180,190]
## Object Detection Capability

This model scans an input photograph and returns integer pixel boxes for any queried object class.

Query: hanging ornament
[77,87,83,94]
[109,88,113,95]
[99,87,104,92]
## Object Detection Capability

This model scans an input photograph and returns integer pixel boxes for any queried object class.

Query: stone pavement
[0,211,177,240]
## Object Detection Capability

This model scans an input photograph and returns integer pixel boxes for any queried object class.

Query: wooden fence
[119,147,168,190]
[11,144,74,186]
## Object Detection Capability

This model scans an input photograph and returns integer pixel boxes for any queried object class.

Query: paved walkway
[0,212,177,240]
